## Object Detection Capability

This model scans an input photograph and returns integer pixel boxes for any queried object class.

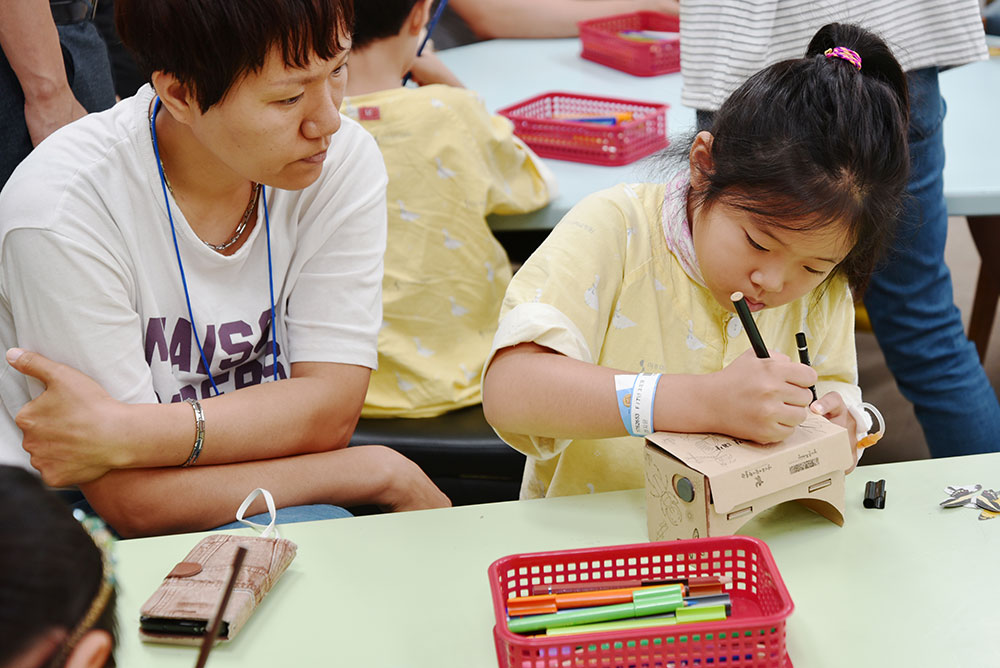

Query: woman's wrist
[101,400,143,469]
[109,401,195,469]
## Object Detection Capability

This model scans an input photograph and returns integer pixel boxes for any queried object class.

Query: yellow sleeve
[811,277,863,409]
[487,187,635,459]
[451,88,558,215]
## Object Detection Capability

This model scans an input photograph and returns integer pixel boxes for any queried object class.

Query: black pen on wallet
[795,331,819,404]
[730,291,769,358]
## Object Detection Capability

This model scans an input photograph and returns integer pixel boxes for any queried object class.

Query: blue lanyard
[149,97,279,397]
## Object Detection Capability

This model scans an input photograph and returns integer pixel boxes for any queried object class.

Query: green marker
[544,604,728,637]
[675,604,729,623]
[507,587,684,634]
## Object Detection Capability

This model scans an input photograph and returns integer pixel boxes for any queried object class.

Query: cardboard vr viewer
[645,412,853,541]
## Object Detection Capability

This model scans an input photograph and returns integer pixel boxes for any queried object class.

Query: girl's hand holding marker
[729,292,863,462]
[723,292,819,445]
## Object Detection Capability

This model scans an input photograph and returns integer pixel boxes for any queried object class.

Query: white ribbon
[234,488,279,538]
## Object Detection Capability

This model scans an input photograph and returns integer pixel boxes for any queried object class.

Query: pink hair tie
[824,46,862,71]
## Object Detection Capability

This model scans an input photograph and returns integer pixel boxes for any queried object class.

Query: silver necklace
[149,108,260,252]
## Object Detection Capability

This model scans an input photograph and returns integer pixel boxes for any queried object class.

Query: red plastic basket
[578,11,681,77]
[489,536,794,668]
[497,92,668,166]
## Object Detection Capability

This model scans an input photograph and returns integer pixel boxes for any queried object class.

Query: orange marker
[508,584,684,616]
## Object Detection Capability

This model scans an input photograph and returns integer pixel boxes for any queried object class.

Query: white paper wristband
[614,374,637,435]
[630,373,660,436]
[614,373,661,437]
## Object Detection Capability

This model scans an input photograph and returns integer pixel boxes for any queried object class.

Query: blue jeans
[861,67,1000,457]
[212,504,353,531]
[697,67,1000,458]
[0,20,115,188]
[985,2,1000,36]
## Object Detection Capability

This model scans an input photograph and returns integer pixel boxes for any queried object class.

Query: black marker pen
[795,331,819,404]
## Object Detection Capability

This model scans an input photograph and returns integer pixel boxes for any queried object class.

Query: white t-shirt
[0,84,387,469]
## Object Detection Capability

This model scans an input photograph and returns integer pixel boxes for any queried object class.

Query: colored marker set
[489,537,795,668]
[552,111,634,126]
[497,92,668,166]
[578,11,681,76]
[506,577,731,636]
[617,29,680,43]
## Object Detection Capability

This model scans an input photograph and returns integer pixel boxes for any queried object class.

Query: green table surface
[115,452,1000,667]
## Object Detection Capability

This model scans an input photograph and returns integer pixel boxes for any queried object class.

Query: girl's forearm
[483,343,718,439]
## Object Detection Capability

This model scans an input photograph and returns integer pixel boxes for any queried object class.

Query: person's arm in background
[408,41,465,87]
[450,0,679,40]
[0,0,86,145]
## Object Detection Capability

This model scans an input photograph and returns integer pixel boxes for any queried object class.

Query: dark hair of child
[352,0,423,50]
[0,466,118,668]
[114,0,355,112]
[685,22,910,295]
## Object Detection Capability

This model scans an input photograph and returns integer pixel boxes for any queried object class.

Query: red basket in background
[497,92,668,166]
[578,11,681,76]
[489,536,794,668]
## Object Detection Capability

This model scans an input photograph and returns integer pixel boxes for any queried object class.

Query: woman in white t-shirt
[0,0,449,537]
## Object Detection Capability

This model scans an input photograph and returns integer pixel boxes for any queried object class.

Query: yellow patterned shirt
[487,179,862,498]
[343,85,555,417]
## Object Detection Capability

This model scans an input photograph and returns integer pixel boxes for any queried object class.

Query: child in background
[482,23,908,499]
[345,0,556,418]
[0,466,117,668]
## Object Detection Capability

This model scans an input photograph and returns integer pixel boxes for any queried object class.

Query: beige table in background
[115,452,1000,667]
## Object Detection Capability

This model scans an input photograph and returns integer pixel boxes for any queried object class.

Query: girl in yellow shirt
[483,23,909,498]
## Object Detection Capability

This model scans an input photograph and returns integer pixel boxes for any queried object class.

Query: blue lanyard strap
[149,97,279,397]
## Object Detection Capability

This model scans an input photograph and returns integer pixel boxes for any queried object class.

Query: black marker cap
[863,479,886,509]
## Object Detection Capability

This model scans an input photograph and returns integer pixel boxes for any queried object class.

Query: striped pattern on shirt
[680,0,988,111]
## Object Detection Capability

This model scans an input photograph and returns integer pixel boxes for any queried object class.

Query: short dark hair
[0,466,118,667]
[351,0,422,50]
[116,0,354,112]
[690,22,909,294]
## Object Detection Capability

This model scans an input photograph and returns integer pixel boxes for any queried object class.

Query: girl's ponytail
[806,23,909,126]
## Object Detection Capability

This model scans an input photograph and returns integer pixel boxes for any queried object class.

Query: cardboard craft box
[645,412,853,541]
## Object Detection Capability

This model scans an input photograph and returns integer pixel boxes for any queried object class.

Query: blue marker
[562,117,619,125]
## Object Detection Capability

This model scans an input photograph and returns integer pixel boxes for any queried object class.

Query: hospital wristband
[614,373,662,437]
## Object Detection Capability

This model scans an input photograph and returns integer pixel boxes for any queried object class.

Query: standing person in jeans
[0,0,115,188]
[680,0,999,458]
